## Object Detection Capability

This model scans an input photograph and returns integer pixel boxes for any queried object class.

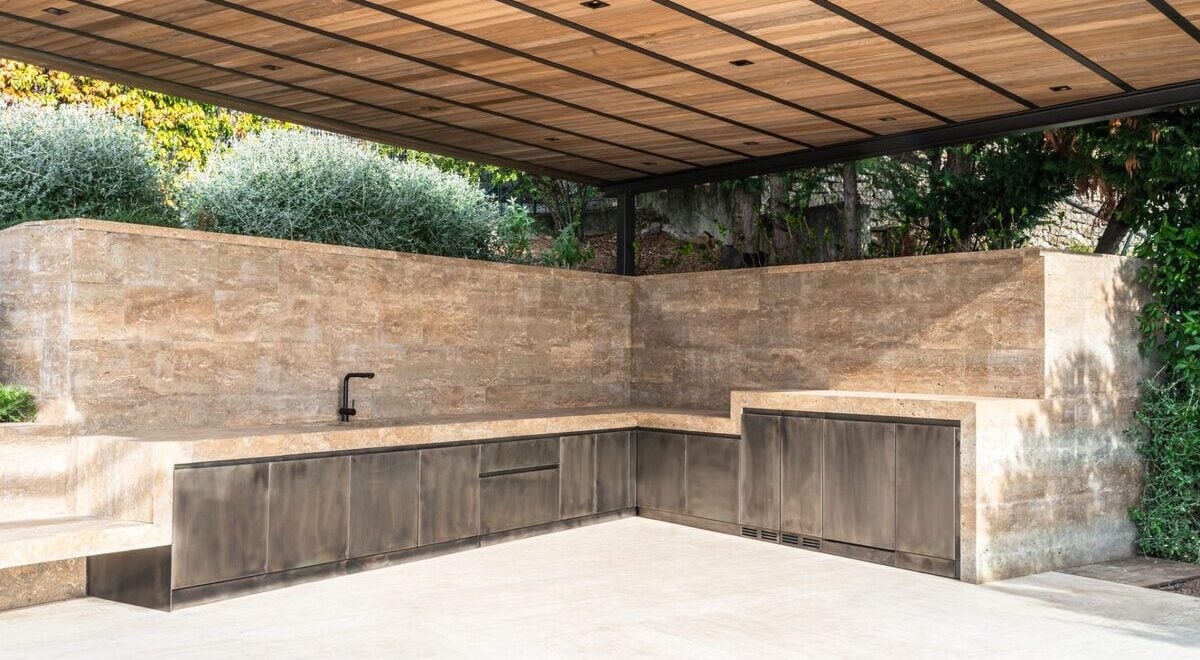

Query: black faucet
[339,372,375,422]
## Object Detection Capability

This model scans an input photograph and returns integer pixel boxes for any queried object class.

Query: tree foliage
[1,59,285,174]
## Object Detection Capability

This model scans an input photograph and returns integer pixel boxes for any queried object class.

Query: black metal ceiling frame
[602,78,1200,194]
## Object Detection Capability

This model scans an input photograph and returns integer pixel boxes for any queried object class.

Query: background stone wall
[0,220,633,432]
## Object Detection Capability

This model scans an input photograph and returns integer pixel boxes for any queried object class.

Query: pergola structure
[4,0,1200,273]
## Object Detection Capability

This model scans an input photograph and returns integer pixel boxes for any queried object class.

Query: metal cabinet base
[86,509,633,611]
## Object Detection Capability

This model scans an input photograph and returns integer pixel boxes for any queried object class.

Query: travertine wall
[0,221,1148,434]
[0,220,632,432]
[632,250,1051,408]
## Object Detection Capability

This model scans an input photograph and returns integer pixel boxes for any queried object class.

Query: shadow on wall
[632,250,1050,408]
[982,257,1149,581]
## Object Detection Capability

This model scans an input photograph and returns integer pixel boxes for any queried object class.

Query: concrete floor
[1,518,1198,659]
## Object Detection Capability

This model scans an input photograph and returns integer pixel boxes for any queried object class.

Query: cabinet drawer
[479,468,560,534]
[480,437,558,474]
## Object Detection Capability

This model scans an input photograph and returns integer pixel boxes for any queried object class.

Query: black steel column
[615,191,635,276]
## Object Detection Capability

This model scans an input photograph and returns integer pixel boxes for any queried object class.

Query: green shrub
[0,101,171,228]
[179,129,501,259]
[1130,378,1200,562]
[0,384,36,423]
[493,201,538,264]
[540,222,593,269]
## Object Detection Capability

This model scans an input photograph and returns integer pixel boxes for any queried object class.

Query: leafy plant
[0,384,36,423]
[0,102,173,228]
[1129,377,1200,562]
[540,221,593,269]
[179,129,503,259]
[493,200,538,264]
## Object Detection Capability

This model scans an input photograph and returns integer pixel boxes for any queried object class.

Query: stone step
[0,516,165,570]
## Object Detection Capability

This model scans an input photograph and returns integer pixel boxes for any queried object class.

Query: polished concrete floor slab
[1,518,1198,659]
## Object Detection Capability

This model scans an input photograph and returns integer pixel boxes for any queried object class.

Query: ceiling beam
[807,0,1036,109]
[976,0,1134,93]
[341,0,809,148]
[650,0,952,124]
[200,0,748,159]
[66,0,700,170]
[0,10,638,179]
[1147,0,1200,45]
[0,40,599,184]
[495,0,879,138]
[602,79,1200,193]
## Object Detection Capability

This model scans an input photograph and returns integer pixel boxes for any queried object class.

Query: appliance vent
[801,537,821,550]
[781,532,800,546]
[741,527,758,539]
[760,530,779,543]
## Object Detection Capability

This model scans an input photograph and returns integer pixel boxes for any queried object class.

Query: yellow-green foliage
[1,59,288,173]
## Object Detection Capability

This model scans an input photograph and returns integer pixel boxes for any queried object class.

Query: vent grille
[801,537,821,550]
[760,530,779,543]
[781,532,800,546]
[741,526,758,539]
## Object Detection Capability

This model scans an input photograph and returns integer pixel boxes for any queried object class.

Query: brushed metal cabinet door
[896,424,957,560]
[480,437,558,473]
[739,414,781,530]
[636,431,685,513]
[349,451,419,558]
[560,434,596,519]
[480,469,561,534]
[781,417,823,537]
[595,431,633,512]
[685,435,739,523]
[822,420,896,550]
[419,445,481,545]
[172,463,268,589]
[267,456,351,572]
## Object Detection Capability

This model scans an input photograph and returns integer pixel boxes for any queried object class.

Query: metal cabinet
[349,451,419,558]
[419,445,481,545]
[595,431,634,512]
[896,423,958,576]
[172,463,269,589]
[481,437,558,473]
[822,420,896,551]
[560,434,596,519]
[685,434,739,523]
[780,417,823,538]
[636,431,686,513]
[739,414,781,531]
[267,456,351,572]
[480,469,561,534]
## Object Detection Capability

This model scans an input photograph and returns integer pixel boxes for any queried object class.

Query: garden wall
[0,221,1148,434]
[0,220,632,432]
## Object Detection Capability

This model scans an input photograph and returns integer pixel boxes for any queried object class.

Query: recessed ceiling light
[580,0,610,8]
[729,59,754,67]
[1050,85,1072,92]
[743,141,759,146]
[879,116,896,122]
[545,137,559,142]
[421,106,441,112]
[642,161,655,166]
[43,7,69,15]
[261,64,283,71]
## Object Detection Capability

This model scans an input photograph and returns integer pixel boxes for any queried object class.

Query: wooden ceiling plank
[1002,0,1200,91]
[71,0,702,170]
[1,9,648,179]
[332,0,825,147]
[200,0,759,160]
[493,0,881,138]
[975,0,1134,92]
[0,40,602,183]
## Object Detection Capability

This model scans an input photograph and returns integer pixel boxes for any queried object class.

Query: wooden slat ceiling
[3,0,1200,191]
